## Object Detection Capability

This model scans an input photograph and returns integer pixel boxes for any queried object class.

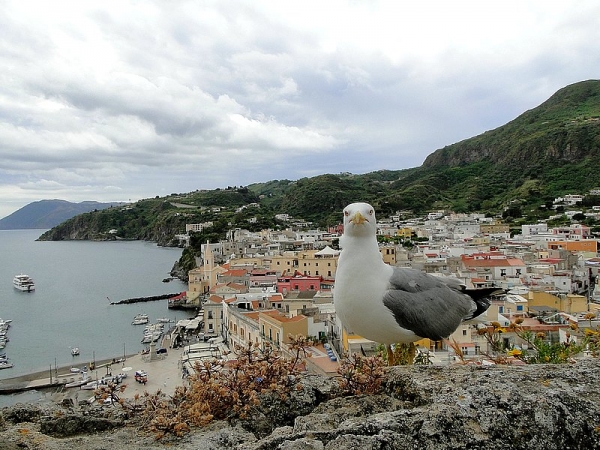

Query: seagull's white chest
[334,242,417,344]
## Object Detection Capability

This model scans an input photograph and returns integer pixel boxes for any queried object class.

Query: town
[170,192,600,373]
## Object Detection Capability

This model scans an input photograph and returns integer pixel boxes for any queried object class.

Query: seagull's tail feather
[464,288,504,320]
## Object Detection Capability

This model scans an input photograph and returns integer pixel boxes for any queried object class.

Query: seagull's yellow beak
[350,211,367,225]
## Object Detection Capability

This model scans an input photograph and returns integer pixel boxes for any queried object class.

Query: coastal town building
[184,201,600,366]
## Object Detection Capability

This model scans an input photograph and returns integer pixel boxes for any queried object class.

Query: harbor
[0,230,196,388]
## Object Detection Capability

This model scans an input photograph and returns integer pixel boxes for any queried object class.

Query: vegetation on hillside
[38,80,600,262]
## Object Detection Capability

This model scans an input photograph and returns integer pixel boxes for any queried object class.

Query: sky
[1,1,599,219]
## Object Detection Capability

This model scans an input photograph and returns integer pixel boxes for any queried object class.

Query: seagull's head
[342,202,377,238]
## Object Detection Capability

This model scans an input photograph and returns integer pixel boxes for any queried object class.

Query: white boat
[71,347,80,356]
[131,314,149,325]
[0,361,14,370]
[156,317,173,323]
[13,274,35,292]
[65,378,88,388]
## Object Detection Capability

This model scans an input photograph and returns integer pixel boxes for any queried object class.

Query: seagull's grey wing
[382,267,477,341]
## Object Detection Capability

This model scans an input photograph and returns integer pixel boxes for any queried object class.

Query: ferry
[13,274,35,292]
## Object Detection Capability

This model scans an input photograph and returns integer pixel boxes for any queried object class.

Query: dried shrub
[136,334,315,439]
[337,353,386,395]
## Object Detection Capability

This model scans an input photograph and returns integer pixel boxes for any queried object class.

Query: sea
[0,229,194,406]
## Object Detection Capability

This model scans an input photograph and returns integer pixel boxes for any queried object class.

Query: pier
[109,293,181,305]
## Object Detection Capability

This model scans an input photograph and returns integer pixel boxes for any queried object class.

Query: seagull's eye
[369,209,374,215]
[344,210,349,216]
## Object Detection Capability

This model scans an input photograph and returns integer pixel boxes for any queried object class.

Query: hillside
[38,80,600,248]
[0,199,124,230]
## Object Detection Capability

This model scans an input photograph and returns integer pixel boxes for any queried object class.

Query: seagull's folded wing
[382,267,478,341]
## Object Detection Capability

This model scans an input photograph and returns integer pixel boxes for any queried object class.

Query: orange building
[547,240,597,253]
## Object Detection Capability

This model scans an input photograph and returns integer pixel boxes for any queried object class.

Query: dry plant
[337,353,386,395]
[133,334,315,439]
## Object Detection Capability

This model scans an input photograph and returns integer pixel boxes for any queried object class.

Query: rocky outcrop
[2,361,600,449]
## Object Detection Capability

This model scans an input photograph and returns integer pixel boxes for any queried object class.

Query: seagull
[333,202,498,365]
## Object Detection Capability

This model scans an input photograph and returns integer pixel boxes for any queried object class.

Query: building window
[517,305,523,312]
[462,329,467,336]
[501,269,506,276]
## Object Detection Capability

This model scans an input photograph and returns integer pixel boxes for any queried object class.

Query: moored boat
[13,274,35,292]
[0,361,14,369]
[71,347,80,356]
[131,313,149,325]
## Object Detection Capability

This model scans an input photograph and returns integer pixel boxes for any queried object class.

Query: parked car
[134,370,148,384]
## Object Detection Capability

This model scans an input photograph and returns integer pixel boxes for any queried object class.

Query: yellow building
[259,310,308,349]
[527,291,588,314]
[380,245,397,265]
[187,243,225,294]
[396,227,414,239]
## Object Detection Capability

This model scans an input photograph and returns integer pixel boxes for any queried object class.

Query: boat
[13,274,35,292]
[65,378,88,388]
[0,361,14,370]
[71,347,80,356]
[131,313,149,325]
[156,317,173,323]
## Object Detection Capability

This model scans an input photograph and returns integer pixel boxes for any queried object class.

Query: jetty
[110,293,181,305]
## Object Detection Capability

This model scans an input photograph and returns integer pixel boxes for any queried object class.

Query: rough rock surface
[2,361,600,449]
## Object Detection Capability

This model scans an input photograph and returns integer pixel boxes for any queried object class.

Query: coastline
[0,355,139,388]
[0,332,190,405]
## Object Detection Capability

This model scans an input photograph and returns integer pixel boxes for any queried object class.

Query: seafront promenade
[0,334,188,403]
[0,334,342,408]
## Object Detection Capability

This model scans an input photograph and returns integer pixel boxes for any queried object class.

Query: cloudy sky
[1,1,599,219]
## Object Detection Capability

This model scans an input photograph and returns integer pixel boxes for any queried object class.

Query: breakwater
[110,293,181,305]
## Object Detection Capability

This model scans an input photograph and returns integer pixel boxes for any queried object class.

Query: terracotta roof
[462,257,525,268]
[208,295,224,304]
[221,269,248,277]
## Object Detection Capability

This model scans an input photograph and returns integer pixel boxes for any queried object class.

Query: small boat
[70,367,80,373]
[131,313,149,325]
[65,379,88,388]
[13,274,35,292]
[71,347,80,356]
[0,361,14,370]
[156,317,173,323]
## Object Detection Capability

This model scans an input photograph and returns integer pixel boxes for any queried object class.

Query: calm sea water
[0,230,193,382]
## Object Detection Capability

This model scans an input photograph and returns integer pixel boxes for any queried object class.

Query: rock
[39,413,124,437]
[1,403,45,424]
[2,360,600,449]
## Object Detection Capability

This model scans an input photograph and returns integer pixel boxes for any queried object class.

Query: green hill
[39,80,600,245]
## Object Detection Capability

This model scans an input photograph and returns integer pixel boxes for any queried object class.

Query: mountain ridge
[0,199,125,230]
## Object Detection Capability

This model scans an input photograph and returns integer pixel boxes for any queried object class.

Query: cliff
[2,360,600,449]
